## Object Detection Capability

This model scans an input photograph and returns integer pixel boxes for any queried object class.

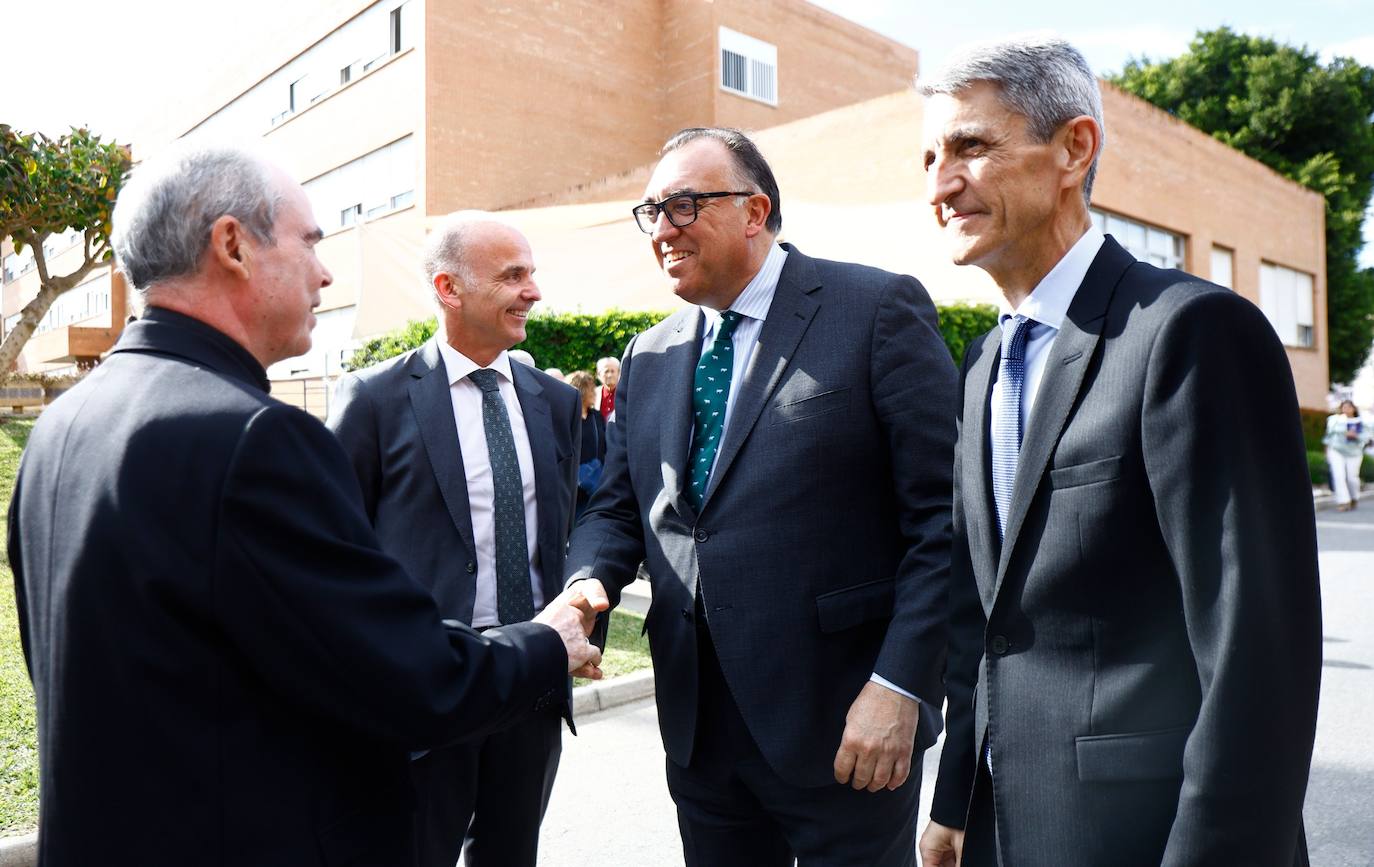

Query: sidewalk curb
[1314,481,1373,512]
[0,833,36,866]
[573,667,655,718]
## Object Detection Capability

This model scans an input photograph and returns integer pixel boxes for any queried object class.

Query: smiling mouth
[508,309,529,319]
[662,249,693,265]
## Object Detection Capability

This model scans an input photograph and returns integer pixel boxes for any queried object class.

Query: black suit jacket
[326,339,580,625]
[7,308,568,867]
[932,237,1322,865]
[566,245,958,787]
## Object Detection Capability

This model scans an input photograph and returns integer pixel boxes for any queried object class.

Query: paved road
[542,510,1374,866]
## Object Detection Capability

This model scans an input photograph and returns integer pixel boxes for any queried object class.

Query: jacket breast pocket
[1049,455,1123,490]
[815,576,894,634]
[770,387,851,425]
[1075,725,1190,782]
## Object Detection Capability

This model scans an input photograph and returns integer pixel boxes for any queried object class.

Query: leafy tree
[1113,28,1374,384]
[0,125,131,378]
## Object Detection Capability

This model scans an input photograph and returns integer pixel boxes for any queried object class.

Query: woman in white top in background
[1325,400,1371,511]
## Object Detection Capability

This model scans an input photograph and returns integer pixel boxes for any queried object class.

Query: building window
[1090,209,1184,270]
[391,190,415,209]
[1259,263,1315,348]
[288,77,305,112]
[719,27,777,106]
[390,6,403,54]
[306,135,417,233]
[1210,245,1234,290]
[341,204,363,227]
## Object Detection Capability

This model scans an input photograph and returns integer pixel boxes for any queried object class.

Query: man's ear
[208,215,252,280]
[434,272,462,311]
[743,193,772,239]
[1060,115,1101,192]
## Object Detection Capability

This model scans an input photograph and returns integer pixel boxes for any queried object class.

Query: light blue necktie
[686,311,743,512]
[468,368,534,624]
[991,315,1035,539]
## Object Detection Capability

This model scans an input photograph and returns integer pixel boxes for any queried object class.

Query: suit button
[681,608,693,622]
[989,635,1009,655]
[694,529,710,542]
[465,561,476,574]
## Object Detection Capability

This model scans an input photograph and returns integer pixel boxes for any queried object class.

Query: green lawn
[577,607,652,687]
[0,418,38,836]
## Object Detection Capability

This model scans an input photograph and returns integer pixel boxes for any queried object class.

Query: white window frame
[1259,262,1315,349]
[1090,208,1185,271]
[1210,245,1234,290]
[719,27,778,106]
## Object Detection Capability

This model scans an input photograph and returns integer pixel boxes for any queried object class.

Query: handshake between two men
[532,580,611,679]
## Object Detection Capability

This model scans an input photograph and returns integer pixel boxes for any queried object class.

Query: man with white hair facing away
[8,147,603,867]
[916,36,1320,867]
[328,212,582,867]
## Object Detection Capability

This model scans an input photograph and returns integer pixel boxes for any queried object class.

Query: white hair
[112,141,282,291]
[422,210,522,290]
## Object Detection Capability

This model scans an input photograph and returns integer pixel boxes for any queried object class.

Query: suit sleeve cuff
[869,672,921,704]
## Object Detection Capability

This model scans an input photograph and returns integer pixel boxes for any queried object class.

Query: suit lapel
[408,339,478,560]
[512,363,561,586]
[659,308,706,519]
[994,238,1137,586]
[703,247,820,506]
[963,328,1003,611]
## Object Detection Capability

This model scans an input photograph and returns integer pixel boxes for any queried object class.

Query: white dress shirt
[695,242,920,704]
[436,341,544,628]
[990,226,1106,435]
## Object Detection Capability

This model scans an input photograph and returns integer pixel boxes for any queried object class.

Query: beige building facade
[1,2,1329,410]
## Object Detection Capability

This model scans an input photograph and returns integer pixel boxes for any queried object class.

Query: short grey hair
[918,34,1105,203]
[422,210,516,292]
[112,142,281,291]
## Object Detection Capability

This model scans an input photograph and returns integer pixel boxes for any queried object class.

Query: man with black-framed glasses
[565,126,958,866]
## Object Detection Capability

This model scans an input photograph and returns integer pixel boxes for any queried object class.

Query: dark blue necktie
[686,311,744,511]
[468,368,534,624]
[991,315,1035,538]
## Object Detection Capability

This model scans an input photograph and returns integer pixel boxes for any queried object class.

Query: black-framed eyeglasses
[631,191,756,234]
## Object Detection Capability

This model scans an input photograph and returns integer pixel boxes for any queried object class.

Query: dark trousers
[666,618,921,867]
[409,710,561,867]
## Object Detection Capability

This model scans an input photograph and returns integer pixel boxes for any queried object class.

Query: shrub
[346,303,1002,374]
[936,303,999,364]
[1308,450,1329,488]
[1297,408,1328,452]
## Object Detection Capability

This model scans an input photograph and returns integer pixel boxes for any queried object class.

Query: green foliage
[522,310,670,373]
[1112,28,1374,384]
[346,304,1001,374]
[0,419,38,834]
[1308,449,1329,487]
[936,302,1000,363]
[0,124,130,261]
[342,317,438,371]
[1365,455,1374,483]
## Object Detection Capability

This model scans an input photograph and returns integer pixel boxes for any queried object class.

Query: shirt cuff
[869,673,920,704]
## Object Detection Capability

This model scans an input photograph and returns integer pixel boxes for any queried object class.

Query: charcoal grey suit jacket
[931,236,1322,866]
[565,244,958,787]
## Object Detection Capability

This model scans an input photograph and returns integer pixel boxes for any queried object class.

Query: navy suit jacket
[8,309,567,866]
[326,339,581,626]
[566,245,959,787]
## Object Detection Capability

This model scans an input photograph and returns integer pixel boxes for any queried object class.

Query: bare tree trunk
[0,245,103,380]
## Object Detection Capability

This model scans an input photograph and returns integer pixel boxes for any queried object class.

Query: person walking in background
[916,35,1321,867]
[327,212,583,867]
[566,370,607,520]
[1325,399,1370,511]
[594,356,619,420]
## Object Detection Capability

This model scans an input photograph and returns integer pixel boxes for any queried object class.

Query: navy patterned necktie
[686,311,744,512]
[991,315,1035,539]
[468,368,534,624]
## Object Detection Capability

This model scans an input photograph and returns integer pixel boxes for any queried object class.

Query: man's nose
[925,155,961,209]
[650,209,679,243]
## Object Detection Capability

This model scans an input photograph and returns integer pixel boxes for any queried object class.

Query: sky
[5,0,1374,263]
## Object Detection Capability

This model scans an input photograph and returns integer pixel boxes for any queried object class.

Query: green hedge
[345,302,1002,375]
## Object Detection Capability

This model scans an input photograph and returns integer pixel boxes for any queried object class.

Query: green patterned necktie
[468,368,534,624]
[686,311,744,511]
